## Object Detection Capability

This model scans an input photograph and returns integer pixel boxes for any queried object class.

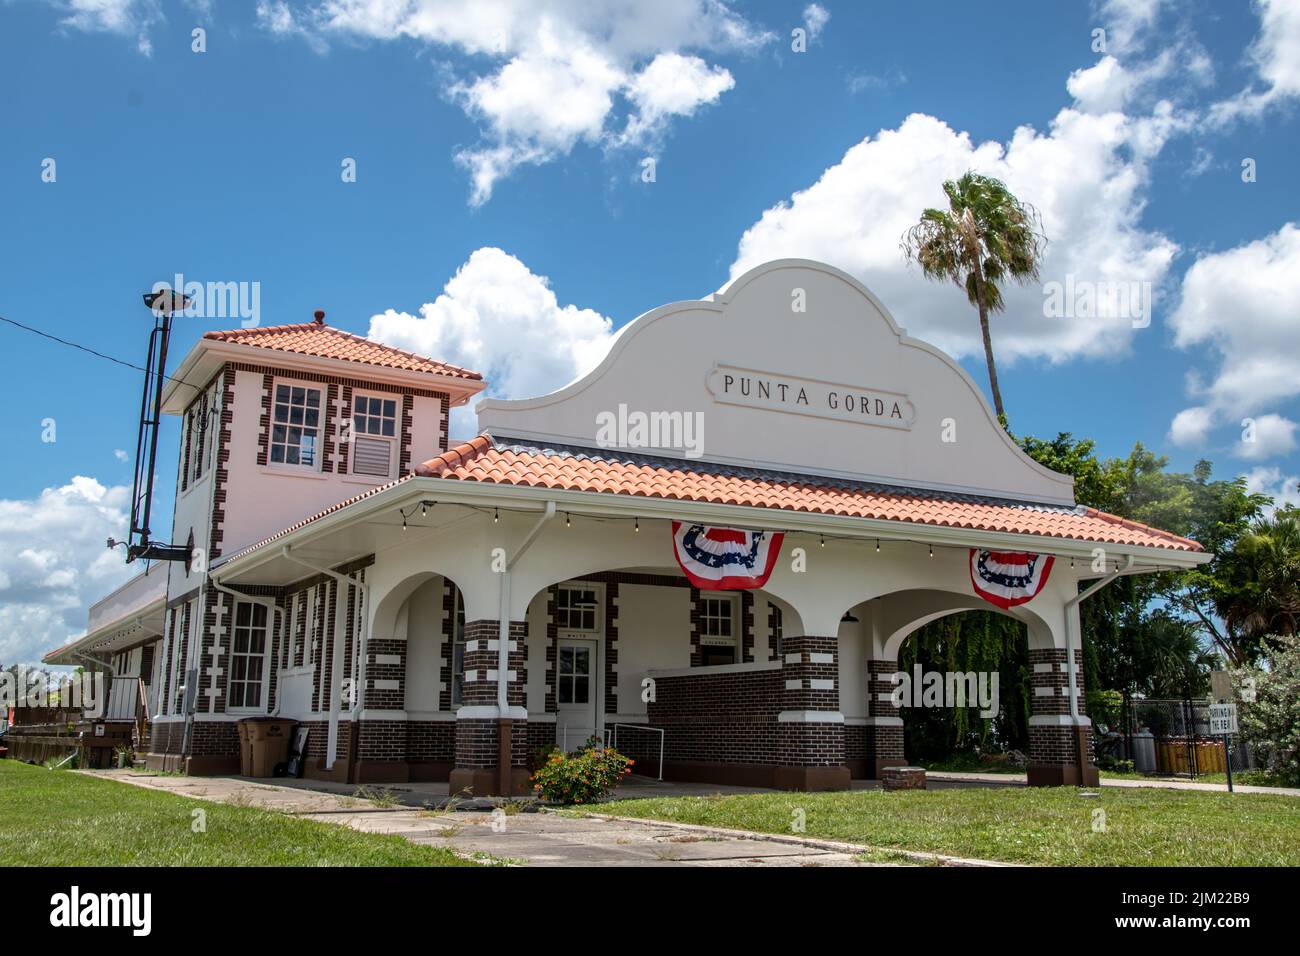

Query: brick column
[353,625,409,783]
[449,619,530,796]
[1027,647,1098,786]
[774,635,850,791]
[864,659,907,778]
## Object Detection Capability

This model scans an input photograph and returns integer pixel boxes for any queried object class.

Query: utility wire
[0,313,200,393]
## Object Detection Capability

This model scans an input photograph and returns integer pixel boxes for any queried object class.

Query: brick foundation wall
[355,719,405,762]
[647,666,783,765]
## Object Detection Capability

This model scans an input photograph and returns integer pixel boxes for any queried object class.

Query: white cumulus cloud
[1244,465,1300,514]
[1167,223,1300,457]
[367,248,618,439]
[802,3,829,42]
[1210,0,1300,123]
[258,0,773,204]
[44,0,163,55]
[730,105,1181,367]
[0,477,134,666]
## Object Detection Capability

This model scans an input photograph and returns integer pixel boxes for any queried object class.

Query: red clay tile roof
[222,436,1203,567]
[415,438,1204,553]
[204,322,482,380]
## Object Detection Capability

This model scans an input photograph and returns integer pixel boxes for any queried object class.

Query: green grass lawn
[919,755,1297,789]
[0,761,476,867]
[609,786,1300,866]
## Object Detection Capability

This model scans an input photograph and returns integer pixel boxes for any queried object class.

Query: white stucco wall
[838,605,868,720]
[614,583,693,718]
[219,369,448,560]
[477,260,1074,506]
[410,395,444,465]
[403,576,445,717]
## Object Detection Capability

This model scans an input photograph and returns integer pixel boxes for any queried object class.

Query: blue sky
[1,0,1298,663]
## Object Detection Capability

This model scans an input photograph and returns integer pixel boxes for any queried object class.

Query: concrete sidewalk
[86,770,976,867]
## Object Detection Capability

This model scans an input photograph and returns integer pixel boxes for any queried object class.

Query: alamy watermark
[1042,275,1152,329]
[887,666,1000,718]
[595,403,705,459]
[151,273,260,327]
[1,666,105,718]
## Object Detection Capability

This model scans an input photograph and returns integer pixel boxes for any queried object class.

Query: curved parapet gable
[476,259,1076,506]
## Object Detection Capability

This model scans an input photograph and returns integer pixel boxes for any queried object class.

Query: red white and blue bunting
[968,549,1054,609]
[671,522,784,590]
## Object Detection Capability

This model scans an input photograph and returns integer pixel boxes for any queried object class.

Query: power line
[0,313,198,393]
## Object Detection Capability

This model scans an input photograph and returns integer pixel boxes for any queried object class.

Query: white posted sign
[1209,703,1238,735]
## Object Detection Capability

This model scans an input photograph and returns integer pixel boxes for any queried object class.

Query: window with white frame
[450,587,467,706]
[270,383,322,468]
[186,391,211,486]
[557,644,591,705]
[555,586,598,631]
[169,604,186,715]
[698,594,738,667]
[350,393,398,478]
[229,601,270,710]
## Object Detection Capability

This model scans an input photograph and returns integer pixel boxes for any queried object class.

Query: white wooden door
[555,638,598,751]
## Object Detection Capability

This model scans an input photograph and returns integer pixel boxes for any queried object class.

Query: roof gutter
[212,478,1209,583]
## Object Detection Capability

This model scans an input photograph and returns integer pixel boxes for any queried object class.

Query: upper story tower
[158,311,484,580]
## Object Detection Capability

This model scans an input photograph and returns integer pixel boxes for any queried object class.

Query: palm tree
[1211,508,1300,665]
[901,172,1046,424]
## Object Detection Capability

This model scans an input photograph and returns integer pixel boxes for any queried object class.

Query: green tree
[901,171,1046,424]
[1206,509,1300,665]
[1233,633,1300,784]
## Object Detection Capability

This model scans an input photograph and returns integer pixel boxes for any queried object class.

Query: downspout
[496,501,556,794]
[209,574,286,714]
[281,548,370,773]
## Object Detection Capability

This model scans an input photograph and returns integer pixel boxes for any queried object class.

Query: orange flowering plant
[531,743,633,804]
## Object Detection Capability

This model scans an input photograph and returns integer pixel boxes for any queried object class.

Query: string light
[389,501,1075,571]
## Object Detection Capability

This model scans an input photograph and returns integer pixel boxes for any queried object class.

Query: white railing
[557,724,666,780]
[610,723,665,781]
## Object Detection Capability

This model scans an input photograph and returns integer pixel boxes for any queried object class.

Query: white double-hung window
[229,601,270,710]
[698,594,738,667]
[349,392,398,478]
[270,383,322,468]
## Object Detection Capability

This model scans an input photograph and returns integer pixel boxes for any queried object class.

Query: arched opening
[840,587,1079,781]
[515,565,805,780]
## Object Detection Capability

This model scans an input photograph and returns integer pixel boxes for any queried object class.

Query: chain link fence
[1093,697,1255,776]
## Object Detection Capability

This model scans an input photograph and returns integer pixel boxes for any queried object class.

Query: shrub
[528,744,560,773]
[1233,634,1300,786]
[531,744,633,804]
[1097,755,1135,773]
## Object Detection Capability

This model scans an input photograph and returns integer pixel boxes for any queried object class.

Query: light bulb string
[391,500,1099,567]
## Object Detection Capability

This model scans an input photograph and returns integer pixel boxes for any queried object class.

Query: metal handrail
[611,723,665,781]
